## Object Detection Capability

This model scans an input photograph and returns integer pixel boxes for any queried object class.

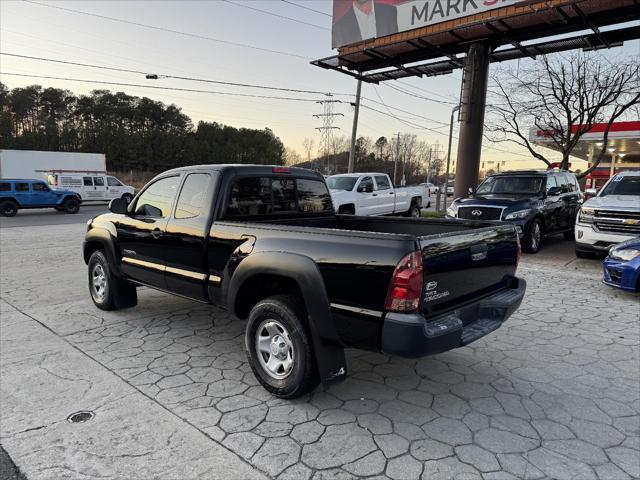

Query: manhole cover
[67,411,95,423]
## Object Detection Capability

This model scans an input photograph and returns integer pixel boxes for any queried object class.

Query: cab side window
[15,183,29,192]
[83,177,93,186]
[175,173,209,219]
[0,182,11,192]
[358,176,373,192]
[134,176,179,218]
[546,176,557,193]
[375,175,391,190]
[107,177,122,187]
[93,177,105,187]
[556,174,570,193]
[32,183,50,192]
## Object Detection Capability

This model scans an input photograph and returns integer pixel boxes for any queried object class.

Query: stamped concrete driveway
[1,222,638,479]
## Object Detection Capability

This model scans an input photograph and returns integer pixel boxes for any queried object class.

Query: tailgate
[418,223,519,318]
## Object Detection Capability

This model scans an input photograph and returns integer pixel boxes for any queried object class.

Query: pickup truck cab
[327,173,429,217]
[0,179,81,216]
[575,171,640,257]
[447,170,582,253]
[84,165,525,398]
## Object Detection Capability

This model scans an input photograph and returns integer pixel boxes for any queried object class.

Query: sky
[1,0,638,172]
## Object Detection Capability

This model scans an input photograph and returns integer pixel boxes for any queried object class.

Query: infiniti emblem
[471,210,482,216]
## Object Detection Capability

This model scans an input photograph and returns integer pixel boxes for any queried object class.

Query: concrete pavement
[1,219,638,479]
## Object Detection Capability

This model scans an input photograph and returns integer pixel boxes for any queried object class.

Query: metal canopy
[312,0,640,83]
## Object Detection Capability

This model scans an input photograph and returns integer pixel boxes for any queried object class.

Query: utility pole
[314,94,343,174]
[393,132,401,185]
[426,147,432,184]
[347,79,362,174]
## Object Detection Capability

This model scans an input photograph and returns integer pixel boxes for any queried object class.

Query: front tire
[575,248,595,259]
[0,200,18,217]
[62,196,80,214]
[245,294,319,399]
[523,218,543,253]
[88,250,137,310]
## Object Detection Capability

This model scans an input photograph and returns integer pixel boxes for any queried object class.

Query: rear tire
[0,200,18,217]
[245,294,319,399]
[406,203,421,218]
[63,196,80,214]
[523,218,543,253]
[88,250,137,310]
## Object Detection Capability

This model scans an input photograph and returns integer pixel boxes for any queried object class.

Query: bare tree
[302,137,315,162]
[284,147,301,166]
[486,52,639,178]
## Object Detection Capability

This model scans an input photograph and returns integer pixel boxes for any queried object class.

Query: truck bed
[255,214,487,238]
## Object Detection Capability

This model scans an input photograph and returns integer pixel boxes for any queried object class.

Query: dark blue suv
[446,170,582,253]
[0,179,81,217]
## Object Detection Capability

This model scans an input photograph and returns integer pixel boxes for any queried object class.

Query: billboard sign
[332,0,524,48]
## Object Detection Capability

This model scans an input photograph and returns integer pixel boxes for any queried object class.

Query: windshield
[476,176,544,195]
[326,176,357,191]
[600,176,640,196]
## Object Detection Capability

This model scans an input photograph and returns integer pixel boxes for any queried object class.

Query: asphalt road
[0,205,108,228]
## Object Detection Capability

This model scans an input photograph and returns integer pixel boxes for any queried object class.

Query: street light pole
[443,104,460,211]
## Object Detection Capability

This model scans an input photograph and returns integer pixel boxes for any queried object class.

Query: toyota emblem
[471,210,482,216]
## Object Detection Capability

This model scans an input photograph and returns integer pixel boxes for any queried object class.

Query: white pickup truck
[327,173,429,217]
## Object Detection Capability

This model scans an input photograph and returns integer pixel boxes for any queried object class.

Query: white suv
[575,171,640,257]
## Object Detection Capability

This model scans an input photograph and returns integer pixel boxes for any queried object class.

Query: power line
[280,0,331,17]
[0,72,327,102]
[0,52,345,96]
[362,95,449,127]
[23,0,311,60]
[384,83,455,105]
[361,102,531,159]
[222,0,329,30]
[394,79,459,102]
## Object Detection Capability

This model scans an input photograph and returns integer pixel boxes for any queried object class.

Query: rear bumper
[381,278,526,357]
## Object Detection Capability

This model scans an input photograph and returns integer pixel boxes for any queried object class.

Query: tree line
[0,82,286,172]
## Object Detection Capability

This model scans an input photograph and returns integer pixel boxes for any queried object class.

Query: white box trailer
[0,149,106,180]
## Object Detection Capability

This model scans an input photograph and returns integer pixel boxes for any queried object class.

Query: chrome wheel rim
[531,223,541,250]
[412,207,420,218]
[91,264,107,301]
[255,319,294,379]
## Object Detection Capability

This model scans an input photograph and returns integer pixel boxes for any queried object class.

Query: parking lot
[1,209,638,480]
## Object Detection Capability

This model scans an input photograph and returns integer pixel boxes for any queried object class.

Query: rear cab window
[225,176,332,218]
[0,182,11,192]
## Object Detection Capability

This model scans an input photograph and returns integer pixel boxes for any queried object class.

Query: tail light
[385,251,423,312]
[515,233,521,273]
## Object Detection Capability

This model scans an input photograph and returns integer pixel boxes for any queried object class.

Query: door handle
[151,228,162,239]
[372,193,377,196]
[389,192,394,195]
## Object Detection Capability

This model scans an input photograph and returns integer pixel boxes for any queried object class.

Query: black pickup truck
[84,165,526,398]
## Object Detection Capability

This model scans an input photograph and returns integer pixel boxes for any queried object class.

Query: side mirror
[365,184,374,193]
[585,188,597,196]
[467,186,475,195]
[109,197,128,214]
[547,186,562,196]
